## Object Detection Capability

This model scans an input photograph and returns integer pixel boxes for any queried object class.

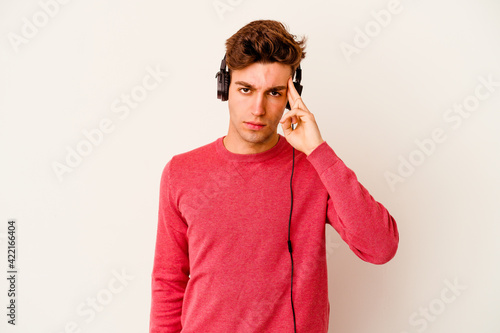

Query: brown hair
[225,20,306,75]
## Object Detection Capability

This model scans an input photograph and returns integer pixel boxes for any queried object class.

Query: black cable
[288,147,297,333]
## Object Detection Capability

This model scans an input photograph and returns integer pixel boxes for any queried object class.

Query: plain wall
[1,0,499,332]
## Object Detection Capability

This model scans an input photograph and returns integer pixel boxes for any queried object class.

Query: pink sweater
[150,134,398,332]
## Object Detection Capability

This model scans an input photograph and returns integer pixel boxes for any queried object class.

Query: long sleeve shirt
[150,133,399,332]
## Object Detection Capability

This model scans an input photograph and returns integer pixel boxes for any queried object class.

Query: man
[150,20,399,332]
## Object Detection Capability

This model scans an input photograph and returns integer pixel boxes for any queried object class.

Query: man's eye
[239,88,250,94]
[269,91,281,97]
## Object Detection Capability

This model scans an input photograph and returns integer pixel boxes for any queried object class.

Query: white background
[1,0,499,332]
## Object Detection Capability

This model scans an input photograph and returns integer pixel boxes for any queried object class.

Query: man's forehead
[231,62,291,88]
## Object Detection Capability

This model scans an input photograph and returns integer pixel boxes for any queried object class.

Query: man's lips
[245,122,266,130]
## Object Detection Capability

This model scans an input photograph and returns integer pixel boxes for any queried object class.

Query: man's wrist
[305,140,325,156]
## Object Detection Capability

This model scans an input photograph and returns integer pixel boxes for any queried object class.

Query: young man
[150,20,399,332]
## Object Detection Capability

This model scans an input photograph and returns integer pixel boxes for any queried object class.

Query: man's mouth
[245,122,265,130]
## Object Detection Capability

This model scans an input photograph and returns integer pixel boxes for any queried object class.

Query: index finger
[287,76,301,106]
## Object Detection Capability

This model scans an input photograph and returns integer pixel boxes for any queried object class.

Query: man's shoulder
[168,136,220,171]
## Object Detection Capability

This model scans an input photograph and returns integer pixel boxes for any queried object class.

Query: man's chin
[240,130,277,144]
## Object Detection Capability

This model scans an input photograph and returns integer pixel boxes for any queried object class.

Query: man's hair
[225,20,306,75]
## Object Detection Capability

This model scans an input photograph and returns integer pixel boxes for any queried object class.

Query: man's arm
[150,159,190,332]
[280,77,398,264]
[306,141,399,264]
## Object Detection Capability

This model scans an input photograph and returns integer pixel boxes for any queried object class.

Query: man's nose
[251,93,266,116]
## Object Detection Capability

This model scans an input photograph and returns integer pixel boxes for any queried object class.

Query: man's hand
[280,76,325,156]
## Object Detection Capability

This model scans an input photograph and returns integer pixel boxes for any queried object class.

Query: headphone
[216,54,302,332]
[215,54,303,110]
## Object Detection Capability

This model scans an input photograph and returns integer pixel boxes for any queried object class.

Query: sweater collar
[216,134,289,162]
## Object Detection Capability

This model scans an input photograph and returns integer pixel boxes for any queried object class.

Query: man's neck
[223,133,280,155]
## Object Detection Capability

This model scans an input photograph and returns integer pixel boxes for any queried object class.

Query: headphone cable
[288,147,297,333]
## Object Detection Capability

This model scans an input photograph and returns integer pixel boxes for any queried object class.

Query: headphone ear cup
[217,71,222,100]
[216,70,225,101]
[222,71,230,101]
[216,69,230,101]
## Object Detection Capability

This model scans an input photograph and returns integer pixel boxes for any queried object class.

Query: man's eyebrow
[268,85,287,91]
[234,81,287,91]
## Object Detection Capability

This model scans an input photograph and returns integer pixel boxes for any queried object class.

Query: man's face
[225,61,292,154]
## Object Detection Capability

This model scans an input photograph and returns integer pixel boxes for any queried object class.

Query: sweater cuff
[306,141,341,176]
